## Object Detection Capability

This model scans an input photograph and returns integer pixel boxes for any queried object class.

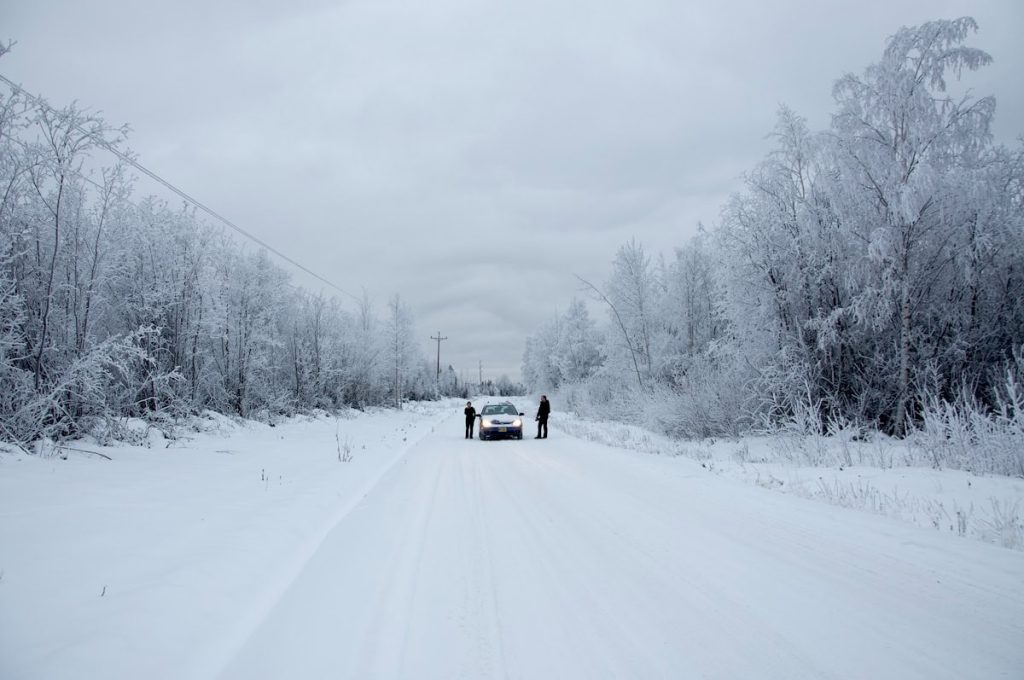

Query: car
[478,402,525,440]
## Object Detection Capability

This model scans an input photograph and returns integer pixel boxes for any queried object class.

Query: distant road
[221,411,1024,679]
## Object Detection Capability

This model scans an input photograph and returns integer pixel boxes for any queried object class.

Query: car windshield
[481,404,518,415]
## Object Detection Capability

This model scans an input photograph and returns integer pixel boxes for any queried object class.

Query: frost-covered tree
[384,294,427,408]
[830,16,1011,432]
[21,103,127,394]
[575,240,662,393]
[605,240,660,388]
[494,374,523,397]
[552,298,603,383]
[0,75,441,444]
[341,291,383,407]
[524,16,1023,441]
[660,233,726,384]
[523,299,604,392]
[718,105,860,424]
[438,364,461,396]
[0,86,34,441]
[0,252,32,442]
[522,316,562,391]
[286,292,345,410]
[713,17,1024,433]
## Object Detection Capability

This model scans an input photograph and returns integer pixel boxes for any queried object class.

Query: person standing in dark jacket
[535,395,550,439]
[464,401,477,439]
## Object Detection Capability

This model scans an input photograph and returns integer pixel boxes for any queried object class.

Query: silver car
[478,402,525,440]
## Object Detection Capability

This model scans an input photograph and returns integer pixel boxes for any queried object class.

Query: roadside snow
[0,401,456,680]
[555,416,1024,550]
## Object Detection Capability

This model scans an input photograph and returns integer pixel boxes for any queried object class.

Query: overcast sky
[4,0,1022,382]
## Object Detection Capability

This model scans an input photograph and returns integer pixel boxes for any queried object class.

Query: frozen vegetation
[556,414,1024,551]
[523,18,1024,479]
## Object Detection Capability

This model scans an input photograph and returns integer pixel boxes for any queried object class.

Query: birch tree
[660,233,725,384]
[385,294,417,409]
[552,298,603,383]
[521,316,562,391]
[606,240,659,385]
[831,17,998,432]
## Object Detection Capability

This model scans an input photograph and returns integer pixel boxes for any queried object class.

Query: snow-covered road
[219,411,1024,679]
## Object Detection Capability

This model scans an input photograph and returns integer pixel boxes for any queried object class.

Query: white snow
[557,417,1024,550]
[2,402,1023,679]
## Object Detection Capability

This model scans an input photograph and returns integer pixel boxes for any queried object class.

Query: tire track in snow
[489,444,825,678]
[501,433,1024,678]
[206,407,452,679]
[350,453,446,677]
[457,449,509,679]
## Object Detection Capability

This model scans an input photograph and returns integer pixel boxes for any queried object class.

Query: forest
[0,48,466,446]
[522,18,1024,474]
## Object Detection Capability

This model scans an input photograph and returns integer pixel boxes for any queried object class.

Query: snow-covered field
[2,400,1023,679]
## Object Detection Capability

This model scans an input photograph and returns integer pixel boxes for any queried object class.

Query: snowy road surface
[218,411,1024,679]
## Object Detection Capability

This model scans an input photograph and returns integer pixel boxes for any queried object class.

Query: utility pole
[430,332,447,393]
[479,360,483,388]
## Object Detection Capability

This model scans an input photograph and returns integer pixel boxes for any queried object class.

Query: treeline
[523,18,1024,447]
[0,74,439,445]
[435,365,525,399]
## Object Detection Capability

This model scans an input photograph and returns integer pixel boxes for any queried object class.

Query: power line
[21,158,323,301]
[0,72,359,302]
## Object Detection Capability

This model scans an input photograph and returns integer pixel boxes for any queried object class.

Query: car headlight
[513,419,522,427]
[482,419,493,428]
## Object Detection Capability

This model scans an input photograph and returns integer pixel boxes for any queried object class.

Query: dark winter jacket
[464,406,476,423]
[536,399,550,421]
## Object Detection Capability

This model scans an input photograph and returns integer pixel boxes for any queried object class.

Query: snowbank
[553,415,1024,550]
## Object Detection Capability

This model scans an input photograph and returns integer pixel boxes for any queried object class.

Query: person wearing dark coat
[464,401,477,439]
[535,395,550,439]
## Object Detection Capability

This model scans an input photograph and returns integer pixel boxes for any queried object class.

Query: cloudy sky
[4,0,1022,381]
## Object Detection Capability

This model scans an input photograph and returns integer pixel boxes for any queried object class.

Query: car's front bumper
[479,424,522,439]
